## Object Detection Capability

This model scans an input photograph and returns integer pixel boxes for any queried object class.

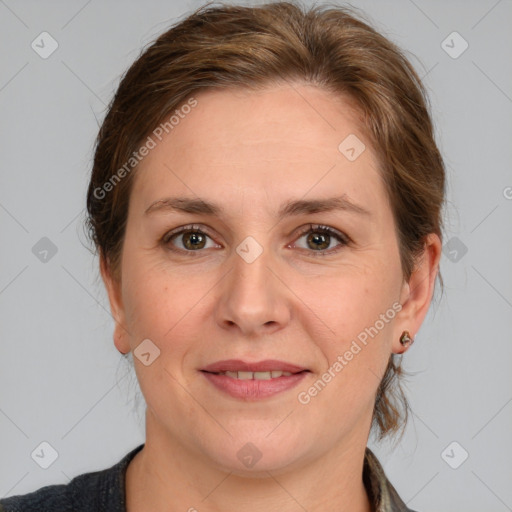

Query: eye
[292,224,349,255]
[162,223,349,256]
[162,224,219,253]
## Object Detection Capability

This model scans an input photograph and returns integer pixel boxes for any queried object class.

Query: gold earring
[399,330,414,347]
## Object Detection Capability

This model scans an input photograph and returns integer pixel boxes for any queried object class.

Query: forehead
[131,83,387,215]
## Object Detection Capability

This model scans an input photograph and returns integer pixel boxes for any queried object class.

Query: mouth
[200,359,310,400]
[201,369,309,380]
[200,358,309,375]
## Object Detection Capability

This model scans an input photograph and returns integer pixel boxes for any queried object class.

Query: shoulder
[0,444,144,512]
[0,482,74,512]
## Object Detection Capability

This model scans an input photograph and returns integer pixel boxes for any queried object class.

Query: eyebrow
[144,195,371,218]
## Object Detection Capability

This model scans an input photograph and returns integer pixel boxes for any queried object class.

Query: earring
[399,330,414,348]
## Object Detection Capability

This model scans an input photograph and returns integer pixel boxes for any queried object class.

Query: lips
[212,370,294,380]
[200,359,310,399]
[201,359,308,374]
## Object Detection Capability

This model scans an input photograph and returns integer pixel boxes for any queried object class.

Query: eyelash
[161,223,350,257]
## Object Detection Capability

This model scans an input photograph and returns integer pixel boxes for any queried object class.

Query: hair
[85,0,445,440]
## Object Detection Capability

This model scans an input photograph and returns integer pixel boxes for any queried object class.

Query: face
[103,82,438,475]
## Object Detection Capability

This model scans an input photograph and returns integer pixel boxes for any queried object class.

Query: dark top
[0,444,416,511]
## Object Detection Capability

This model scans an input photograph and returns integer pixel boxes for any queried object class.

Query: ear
[99,253,131,354]
[392,233,442,354]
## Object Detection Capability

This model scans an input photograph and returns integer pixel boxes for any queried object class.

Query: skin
[101,82,441,512]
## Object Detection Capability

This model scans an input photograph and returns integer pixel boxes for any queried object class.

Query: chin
[202,430,309,476]
[217,450,302,477]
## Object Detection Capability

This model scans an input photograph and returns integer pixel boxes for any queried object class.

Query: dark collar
[363,447,417,511]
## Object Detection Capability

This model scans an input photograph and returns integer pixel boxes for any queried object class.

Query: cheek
[121,260,192,342]
[305,265,397,339]
[303,261,399,389]
[121,266,201,400]
[297,285,396,434]
[120,257,223,374]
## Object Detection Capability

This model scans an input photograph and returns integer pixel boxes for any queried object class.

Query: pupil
[309,233,328,250]
[186,232,205,249]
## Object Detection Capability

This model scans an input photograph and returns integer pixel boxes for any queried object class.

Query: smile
[210,370,294,379]
[201,369,309,400]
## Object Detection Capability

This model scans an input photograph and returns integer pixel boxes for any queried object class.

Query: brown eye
[163,226,218,253]
[305,232,330,250]
[180,231,207,250]
[293,225,348,255]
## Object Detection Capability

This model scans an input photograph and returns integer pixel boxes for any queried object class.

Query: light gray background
[1,0,511,510]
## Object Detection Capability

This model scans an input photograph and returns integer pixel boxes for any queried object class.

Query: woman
[0,1,444,511]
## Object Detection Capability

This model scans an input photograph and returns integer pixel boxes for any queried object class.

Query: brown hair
[86,0,445,440]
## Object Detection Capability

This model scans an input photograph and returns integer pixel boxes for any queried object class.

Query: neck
[126,409,373,512]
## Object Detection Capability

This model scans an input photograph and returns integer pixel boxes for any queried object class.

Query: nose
[215,240,291,337]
